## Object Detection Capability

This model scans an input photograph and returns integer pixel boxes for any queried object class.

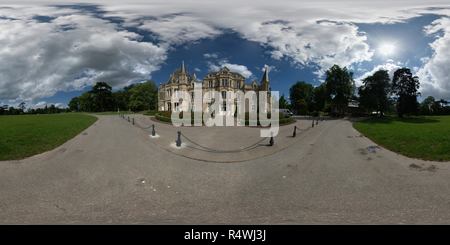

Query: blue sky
[1,1,450,110]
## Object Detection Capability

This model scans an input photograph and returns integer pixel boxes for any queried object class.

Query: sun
[380,44,395,55]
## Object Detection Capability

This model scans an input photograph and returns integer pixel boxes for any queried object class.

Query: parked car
[275,109,293,116]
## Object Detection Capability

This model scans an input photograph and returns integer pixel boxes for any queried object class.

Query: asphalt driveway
[1,114,449,224]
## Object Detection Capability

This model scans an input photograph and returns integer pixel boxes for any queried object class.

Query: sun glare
[380,45,395,55]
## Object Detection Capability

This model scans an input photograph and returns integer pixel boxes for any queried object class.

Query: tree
[18,102,26,111]
[419,96,435,115]
[128,81,158,111]
[278,93,289,109]
[289,81,314,112]
[78,92,94,112]
[324,65,355,116]
[89,82,112,112]
[295,99,308,115]
[438,99,449,115]
[68,97,79,111]
[358,70,391,116]
[391,68,420,117]
[314,83,328,112]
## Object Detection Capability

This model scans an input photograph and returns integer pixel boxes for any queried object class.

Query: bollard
[269,132,274,146]
[176,131,182,147]
[293,126,297,137]
[128,116,130,122]
[132,118,134,125]
[312,119,314,128]
[316,119,318,125]
[152,124,155,136]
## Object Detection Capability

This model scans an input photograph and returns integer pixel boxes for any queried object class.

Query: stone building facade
[158,61,271,115]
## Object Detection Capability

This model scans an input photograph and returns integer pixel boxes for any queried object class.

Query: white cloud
[354,61,403,88]
[207,60,254,79]
[203,53,219,59]
[417,17,450,100]
[1,1,450,103]
[0,5,167,103]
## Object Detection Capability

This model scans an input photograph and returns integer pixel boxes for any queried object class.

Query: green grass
[353,115,450,161]
[0,113,98,161]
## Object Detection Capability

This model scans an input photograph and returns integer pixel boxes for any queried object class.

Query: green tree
[78,92,94,112]
[419,96,435,115]
[128,81,158,111]
[314,83,328,112]
[68,97,79,112]
[89,82,112,112]
[278,93,289,109]
[391,68,420,117]
[48,104,57,114]
[324,65,355,116]
[18,102,26,111]
[289,81,315,112]
[295,99,308,115]
[358,70,391,116]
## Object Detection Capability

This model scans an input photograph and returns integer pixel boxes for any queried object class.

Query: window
[222,103,227,112]
[192,83,194,89]
[167,102,171,111]
[208,91,212,99]
[237,82,240,88]
[191,92,194,100]
[222,91,226,99]
[174,89,179,98]
[174,102,179,111]
[209,81,213,87]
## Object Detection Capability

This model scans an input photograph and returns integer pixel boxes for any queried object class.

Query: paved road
[1,114,449,224]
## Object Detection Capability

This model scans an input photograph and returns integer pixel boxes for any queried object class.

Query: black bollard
[176,131,182,147]
[132,118,134,125]
[128,116,130,122]
[152,124,155,136]
[269,132,274,146]
[293,126,297,137]
[316,119,318,125]
[312,119,314,127]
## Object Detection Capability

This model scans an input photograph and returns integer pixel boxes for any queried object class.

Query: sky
[1,0,450,110]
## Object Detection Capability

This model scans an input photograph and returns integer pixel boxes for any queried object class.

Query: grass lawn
[0,113,98,161]
[353,115,450,161]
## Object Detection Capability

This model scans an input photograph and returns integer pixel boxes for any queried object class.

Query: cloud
[207,60,254,79]
[261,64,278,73]
[0,5,167,103]
[2,1,450,104]
[203,52,219,59]
[354,61,403,87]
[417,17,450,100]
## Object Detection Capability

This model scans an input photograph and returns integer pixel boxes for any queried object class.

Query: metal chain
[180,132,269,153]
[296,125,311,131]
[134,120,154,130]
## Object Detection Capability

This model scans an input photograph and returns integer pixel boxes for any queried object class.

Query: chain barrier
[119,114,326,151]
[134,120,154,130]
[179,131,270,153]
